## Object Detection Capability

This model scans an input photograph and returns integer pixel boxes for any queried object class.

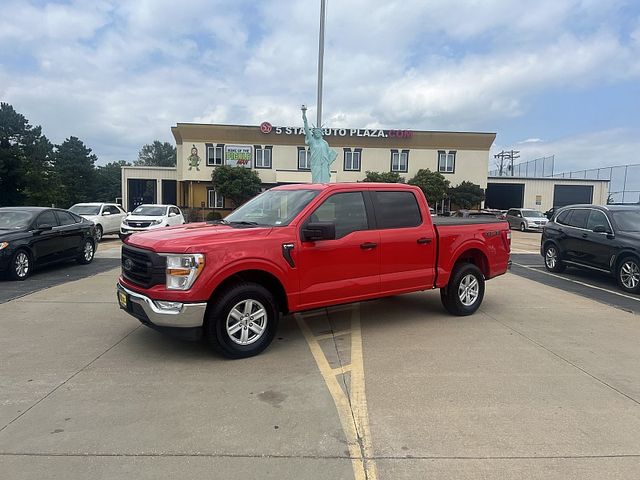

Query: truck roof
[272,182,418,191]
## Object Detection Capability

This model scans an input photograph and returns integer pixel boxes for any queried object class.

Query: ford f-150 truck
[117,183,511,358]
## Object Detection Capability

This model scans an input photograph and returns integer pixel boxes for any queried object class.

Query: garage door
[553,185,593,207]
[485,183,525,210]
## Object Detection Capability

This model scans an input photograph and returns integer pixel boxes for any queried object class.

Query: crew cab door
[371,190,437,292]
[576,209,616,271]
[296,191,380,309]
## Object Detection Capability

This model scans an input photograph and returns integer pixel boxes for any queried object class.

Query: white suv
[69,203,127,241]
[120,204,185,239]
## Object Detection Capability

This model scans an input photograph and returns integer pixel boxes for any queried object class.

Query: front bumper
[116,282,207,333]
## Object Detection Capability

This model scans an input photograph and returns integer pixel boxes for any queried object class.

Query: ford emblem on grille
[123,258,134,271]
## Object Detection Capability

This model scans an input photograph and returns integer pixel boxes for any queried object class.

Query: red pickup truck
[117,183,510,358]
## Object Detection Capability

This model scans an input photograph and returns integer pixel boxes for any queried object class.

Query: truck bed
[433,216,508,226]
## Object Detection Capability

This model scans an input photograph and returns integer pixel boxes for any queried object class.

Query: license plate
[118,291,128,309]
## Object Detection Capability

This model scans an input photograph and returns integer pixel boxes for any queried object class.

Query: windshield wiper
[228,220,260,226]
[207,219,230,225]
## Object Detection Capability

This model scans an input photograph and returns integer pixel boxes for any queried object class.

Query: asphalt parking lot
[2,233,640,479]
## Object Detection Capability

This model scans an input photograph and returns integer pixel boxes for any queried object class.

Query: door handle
[582,233,588,238]
[417,237,432,244]
[360,242,377,250]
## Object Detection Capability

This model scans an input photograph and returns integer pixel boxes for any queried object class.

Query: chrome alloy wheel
[226,299,268,346]
[545,246,558,269]
[84,241,94,261]
[620,260,640,290]
[14,252,29,278]
[458,273,479,307]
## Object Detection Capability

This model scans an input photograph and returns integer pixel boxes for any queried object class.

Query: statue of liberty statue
[301,105,337,183]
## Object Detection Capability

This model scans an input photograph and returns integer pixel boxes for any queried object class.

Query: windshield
[69,205,101,215]
[522,210,544,218]
[0,211,34,230]
[612,210,640,232]
[132,206,167,216]
[224,189,320,226]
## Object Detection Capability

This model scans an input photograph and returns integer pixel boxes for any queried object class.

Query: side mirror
[102,211,111,216]
[169,212,177,217]
[593,225,607,233]
[301,222,336,242]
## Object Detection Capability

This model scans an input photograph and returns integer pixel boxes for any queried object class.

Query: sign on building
[225,145,253,168]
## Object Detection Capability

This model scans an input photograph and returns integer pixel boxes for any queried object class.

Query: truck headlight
[162,254,205,290]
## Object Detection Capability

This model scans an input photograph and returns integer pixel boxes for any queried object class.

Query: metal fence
[489,156,555,178]
[550,164,640,204]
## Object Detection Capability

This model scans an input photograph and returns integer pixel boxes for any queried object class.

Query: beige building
[121,122,496,214]
[486,176,610,213]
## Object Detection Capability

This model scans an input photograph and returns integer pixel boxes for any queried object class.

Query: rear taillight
[502,230,512,252]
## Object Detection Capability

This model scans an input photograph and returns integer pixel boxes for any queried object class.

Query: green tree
[95,160,131,202]
[0,103,55,206]
[211,165,262,208]
[408,168,450,206]
[135,140,176,167]
[362,171,405,183]
[52,136,98,208]
[447,181,485,209]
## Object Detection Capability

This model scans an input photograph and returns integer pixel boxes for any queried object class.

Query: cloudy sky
[1,0,639,173]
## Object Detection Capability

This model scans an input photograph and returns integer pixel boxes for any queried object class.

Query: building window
[343,148,362,171]
[438,150,456,173]
[298,147,310,170]
[206,143,224,166]
[207,188,224,209]
[390,149,409,172]
[254,145,272,169]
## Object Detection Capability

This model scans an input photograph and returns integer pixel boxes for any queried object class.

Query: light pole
[316,0,327,127]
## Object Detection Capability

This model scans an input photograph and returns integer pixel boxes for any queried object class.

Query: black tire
[95,225,103,242]
[543,244,566,273]
[205,282,279,359]
[520,222,526,232]
[9,249,32,281]
[616,256,640,294]
[76,238,95,265]
[440,263,485,316]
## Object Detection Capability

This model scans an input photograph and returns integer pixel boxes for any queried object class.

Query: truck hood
[125,222,274,252]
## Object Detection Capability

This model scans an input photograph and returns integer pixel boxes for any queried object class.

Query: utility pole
[493,150,520,176]
[316,0,327,127]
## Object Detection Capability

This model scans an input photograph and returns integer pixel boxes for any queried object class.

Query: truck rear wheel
[440,263,485,316]
[205,282,279,359]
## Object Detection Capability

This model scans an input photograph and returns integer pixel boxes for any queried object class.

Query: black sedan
[541,204,640,293]
[0,207,97,280]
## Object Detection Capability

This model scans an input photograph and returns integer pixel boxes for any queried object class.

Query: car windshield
[522,210,544,218]
[612,210,640,232]
[0,211,34,230]
[132,206,167,216]
[69,205,101,215]
[224,189,320,226]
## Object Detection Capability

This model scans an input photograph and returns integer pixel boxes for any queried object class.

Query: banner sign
[259,121,412,139]
[225,145,252,168]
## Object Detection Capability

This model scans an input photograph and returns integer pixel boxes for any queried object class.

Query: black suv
[541,205,640,293]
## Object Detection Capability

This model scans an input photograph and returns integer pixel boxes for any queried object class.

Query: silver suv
[506,208,548,232]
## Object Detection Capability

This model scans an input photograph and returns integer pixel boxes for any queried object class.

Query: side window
[309,192,368,239]
[373,191,422,229]
[170,207,180,215]
[555,209,571,225]
[567,209,589,229]
[56,211,77,226]
[36,210,59,228]
[586,210,609,231]
[107,205,120,214]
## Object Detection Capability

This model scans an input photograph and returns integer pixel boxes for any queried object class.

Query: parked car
[117,183,511,358]
[542,205,640,293]
[69,203,127,242]
[506,208,548,231]
[120,204,185,239]
[0,207,97,280]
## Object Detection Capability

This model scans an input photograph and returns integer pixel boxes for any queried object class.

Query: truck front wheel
[205,282,279,359]
[440,263,485,316]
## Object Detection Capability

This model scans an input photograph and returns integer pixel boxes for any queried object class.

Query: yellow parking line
[314,329,351,341]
